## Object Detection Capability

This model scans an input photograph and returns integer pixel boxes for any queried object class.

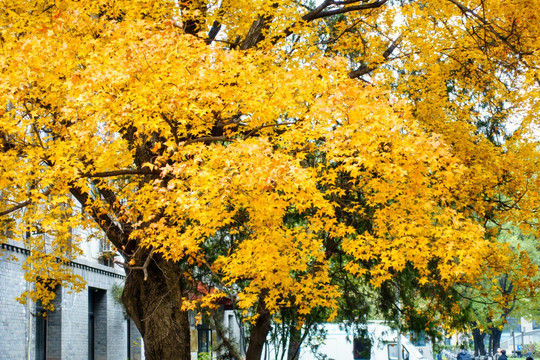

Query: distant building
[500,318,540,356]
[188,307,245,360]
[187,283,245,360]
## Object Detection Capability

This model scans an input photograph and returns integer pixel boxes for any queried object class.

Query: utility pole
[512,330,516,355]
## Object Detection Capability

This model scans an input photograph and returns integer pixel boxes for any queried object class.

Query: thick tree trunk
[245,291,272,360]
[472,327,486,356]
[490,327,502,354]
[122,255,191,360]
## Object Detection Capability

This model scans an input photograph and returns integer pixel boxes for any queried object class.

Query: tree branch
[161,113,180,145]
[69,186,126,251]
[210,311,244,360]
[128,248,155,281]
[240,0,389,51]
[316,18,364,45]
[183,136,230,145]
[447,0,533,56]
[303,0,388,21]
[240,14,273,50]
[302,0,333,21]
[206,20,222,45]
[348,35,401,78]
[244,121,298,138]
[79,168,159,178]
[0,189,52,217]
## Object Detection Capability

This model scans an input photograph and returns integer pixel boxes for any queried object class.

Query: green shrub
[198,352,212,360]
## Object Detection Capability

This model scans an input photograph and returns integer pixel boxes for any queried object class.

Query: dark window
[35,302,47,360]
[353,336,371,360]
[36,286,62,360]
[88,287,107,360]
[89,290,95,360]
[197,325,212,354]
[127,319,131,360]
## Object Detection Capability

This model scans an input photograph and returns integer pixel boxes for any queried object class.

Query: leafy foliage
[0,0,538,356]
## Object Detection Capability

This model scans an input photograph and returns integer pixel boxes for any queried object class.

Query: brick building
[0,241,144,360]
[0,239,245,360]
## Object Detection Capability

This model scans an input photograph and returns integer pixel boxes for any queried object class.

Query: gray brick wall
[0,243,144,360]
[60,286,88,359]
[0,249,31,360]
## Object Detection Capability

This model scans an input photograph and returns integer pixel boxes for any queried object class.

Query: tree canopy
[0,0,538,359]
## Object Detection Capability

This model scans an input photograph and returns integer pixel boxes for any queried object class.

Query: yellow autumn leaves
[0,0,538,325]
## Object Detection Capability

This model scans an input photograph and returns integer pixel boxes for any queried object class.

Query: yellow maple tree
[0,0,538,359]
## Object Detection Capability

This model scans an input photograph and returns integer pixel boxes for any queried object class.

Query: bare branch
[114,259,128,268]
[129,248,155,281]
[206,20,222,45]
[161,113,180,144]
[303,0,388,21]
[243,0,388,50]
[316,18,364,45]
[209,313,244,360]
[302,0,333,21]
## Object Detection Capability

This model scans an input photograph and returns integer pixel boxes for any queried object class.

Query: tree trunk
[245,291,272,360]
[472,327,486,356]
[490,327,502,354]
[210,311,244,360]
[122,255,191,360]
[287,324,302,360]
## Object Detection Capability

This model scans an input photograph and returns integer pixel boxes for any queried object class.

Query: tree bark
[122,253,191,360]
[245,291,272,360]
[472,327,486,356]
[287,324,302,360]
[490,327,502,354]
